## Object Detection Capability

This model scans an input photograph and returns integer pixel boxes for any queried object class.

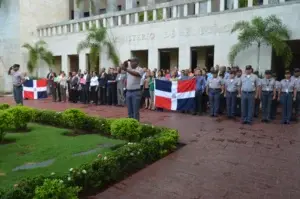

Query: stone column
[79,53,88,72]
[62,54,70,74]
[126,0,137,10]
[148,47,159,71]
[73,0,81,19]
[107,0,117,12]
[179,46,191,70]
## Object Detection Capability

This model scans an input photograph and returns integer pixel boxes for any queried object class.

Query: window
[99,8,106,14]
[118,5,122,11]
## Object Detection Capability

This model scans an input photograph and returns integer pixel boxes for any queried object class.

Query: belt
[226,91,237,93]
[210,88,221,91]
[262,91,273,93]
[127,89,140,92]
[242,91,254,93]
[13,85,22,87]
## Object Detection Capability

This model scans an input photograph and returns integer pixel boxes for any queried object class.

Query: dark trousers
[261,91,273,121]
[57,83,61,101]
[202,93,208,113]
[280,92,293,123]
[254,98,260,117]
[80,84,88,104]
[193,90,203,114]
[292,92,300,119]
[86,82,90,103]
[236,97,241,117]
[60,86,67,102]
[90,86,98,104]
[219,93,226,114]
[13,85,23,105]
[69,89,78,103]
[241,91,255,123]
[99,87,106,105]
[140,85,145,108]
[209,89,221,116]
[107,84,117,105]
[270,91,278,119]
[226,91,237,117]
[126,90,142,121]
[51,87,57,102]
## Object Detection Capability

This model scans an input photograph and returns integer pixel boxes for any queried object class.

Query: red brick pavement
[2,97,300,199]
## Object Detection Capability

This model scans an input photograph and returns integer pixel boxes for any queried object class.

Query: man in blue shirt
[193,69,206,115]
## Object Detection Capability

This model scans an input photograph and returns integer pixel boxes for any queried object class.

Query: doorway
[271,40,300,80]
[190,46,215,71]
[159,48,179,71]
[131,50,148,68]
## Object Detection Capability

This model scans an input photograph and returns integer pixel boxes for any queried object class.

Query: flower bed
[0,104,179,199]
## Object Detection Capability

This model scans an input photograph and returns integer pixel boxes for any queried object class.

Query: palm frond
[231,21,250,33]
[89,45,100,72]
[77,40,92,53]
[22,43,34,51]
[104,41,120,66]
[41,51,55,66]
[228,41,252,65]
[27,51,39,73]
[36,40,47,47]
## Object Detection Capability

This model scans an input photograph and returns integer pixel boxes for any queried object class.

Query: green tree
[22,40,54,76]
[77,25,120,72]
[229,15,292,72]
[76,0,96,15]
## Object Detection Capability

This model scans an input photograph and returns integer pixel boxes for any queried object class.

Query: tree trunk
[257,42,261,74]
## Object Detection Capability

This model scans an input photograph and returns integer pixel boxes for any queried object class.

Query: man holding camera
[8,64,24,105]
[122,57,144,121]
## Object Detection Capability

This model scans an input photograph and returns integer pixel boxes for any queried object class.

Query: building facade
[0,0,300,92]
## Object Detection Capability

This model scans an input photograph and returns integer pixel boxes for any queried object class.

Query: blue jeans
[13,85,23,105]
[280,92,293,123]
[126,90,142,121]
[241,91,255,123]
[226,91,237,117]
[261,91,273,120]
[209,89,221,116]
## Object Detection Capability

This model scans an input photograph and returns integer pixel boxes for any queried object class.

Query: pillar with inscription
[126,0,137,10]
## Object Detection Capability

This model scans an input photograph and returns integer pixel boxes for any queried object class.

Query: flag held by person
[23,79,48,99]
[155,79,196,111]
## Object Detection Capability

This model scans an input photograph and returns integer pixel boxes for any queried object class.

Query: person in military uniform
[259,70,276,123]
[292,68,300,120]
[270,73,280,120]
[253,70,260,118]
[206,70,224,117]
[240,65,259,124]
[278,70,297,124]
[224,71,240,119]
[235,69,242,117]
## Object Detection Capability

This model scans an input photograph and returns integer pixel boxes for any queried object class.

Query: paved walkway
[1,97,300,199]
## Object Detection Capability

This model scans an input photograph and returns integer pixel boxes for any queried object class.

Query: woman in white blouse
[89,71,99,104]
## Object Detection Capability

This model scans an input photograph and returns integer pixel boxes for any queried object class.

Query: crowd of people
[44,63,300,125]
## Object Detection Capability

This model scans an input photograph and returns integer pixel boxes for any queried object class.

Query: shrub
[111,118,141,141]
[61,109,86,132]
[33,179,81,199]
[32,109,64,127]
[0,103,10,110]
[7,106,33,130]
[0,110,14,142]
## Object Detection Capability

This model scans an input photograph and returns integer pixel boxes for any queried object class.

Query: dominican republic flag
[23,79,48,99]
[155,79,196,111]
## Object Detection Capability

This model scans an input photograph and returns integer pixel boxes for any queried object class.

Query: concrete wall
[0,0,20,93]
[40,2,300,78]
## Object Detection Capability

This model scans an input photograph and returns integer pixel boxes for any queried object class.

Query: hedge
[0,106,179,199]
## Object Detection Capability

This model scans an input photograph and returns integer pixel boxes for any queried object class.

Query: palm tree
[76,0,96,16]
[77,25,119,72]
[229,15,292,72]
[0,0,3,7]
[22,40,54,76]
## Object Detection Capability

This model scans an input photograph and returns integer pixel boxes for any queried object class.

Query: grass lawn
[0,123,125,189]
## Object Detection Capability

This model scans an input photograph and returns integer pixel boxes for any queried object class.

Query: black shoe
[242,121,247,124]
[261,119,266,123]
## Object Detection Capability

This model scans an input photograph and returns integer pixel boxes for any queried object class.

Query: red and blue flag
[155,78,196,111]
[23,79,48,99]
